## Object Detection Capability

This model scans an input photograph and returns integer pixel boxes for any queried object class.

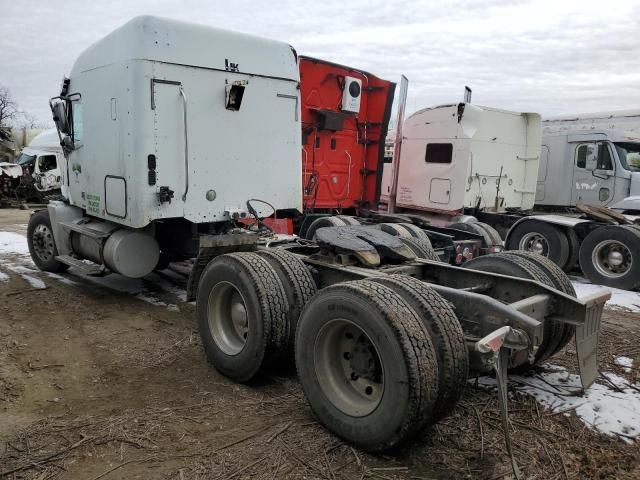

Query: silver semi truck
[502,127,640,289]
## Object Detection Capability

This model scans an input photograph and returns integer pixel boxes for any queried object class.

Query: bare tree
[20,111,51,129]
[0,87,18,127]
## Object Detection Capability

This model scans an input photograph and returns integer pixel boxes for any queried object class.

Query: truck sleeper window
[72,102,83,143]
[425,143,453,164]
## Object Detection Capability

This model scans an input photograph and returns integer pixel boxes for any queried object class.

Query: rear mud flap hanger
[473,286,609,479]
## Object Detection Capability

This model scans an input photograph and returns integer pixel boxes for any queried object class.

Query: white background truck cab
[537,129,640,211]
[15,129,63,194]
[382,103,541,219]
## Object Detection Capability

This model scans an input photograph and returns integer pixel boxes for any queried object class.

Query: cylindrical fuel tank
[70,222,159,278]
[103,229,160,278]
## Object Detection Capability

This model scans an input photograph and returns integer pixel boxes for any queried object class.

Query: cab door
[150,79,186,218]
[571,142,616,206]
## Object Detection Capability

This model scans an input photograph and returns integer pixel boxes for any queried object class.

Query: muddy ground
[0,208,639,480]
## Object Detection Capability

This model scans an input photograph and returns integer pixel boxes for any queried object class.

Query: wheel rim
[32,224,55,263]
[207,281,249,355]
[592,240,633,279]
[518,232,548,256]
[314,319,384,417]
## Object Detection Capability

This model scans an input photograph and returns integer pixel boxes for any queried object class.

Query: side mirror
[51,101,70,135]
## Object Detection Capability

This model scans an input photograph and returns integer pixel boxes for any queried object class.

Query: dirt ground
[1,208,639,480]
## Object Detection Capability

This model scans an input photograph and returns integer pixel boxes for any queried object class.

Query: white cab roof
[71,16,298,81]
[27,129,60,149]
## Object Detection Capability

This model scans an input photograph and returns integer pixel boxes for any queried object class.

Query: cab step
[55,255,107,276]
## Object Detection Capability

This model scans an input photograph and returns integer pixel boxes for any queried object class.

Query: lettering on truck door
[571,142,616,206]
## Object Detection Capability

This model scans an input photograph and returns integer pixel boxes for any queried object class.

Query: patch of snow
[146,272,188,302]
[476,365,640,442]
[0,230,189,310]
[135,293,178,311]
[6,264,37,273]
[615,356,634,373]
[45,272,78,286]
[20,274,46,289]
[571,277,640,312]
[0,231,30,256]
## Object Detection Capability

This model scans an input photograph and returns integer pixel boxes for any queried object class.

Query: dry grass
[1,304,639,479]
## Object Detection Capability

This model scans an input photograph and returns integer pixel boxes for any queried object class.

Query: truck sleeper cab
[41,15,302,277]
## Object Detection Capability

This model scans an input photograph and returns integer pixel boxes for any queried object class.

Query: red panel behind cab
[299,57,395,212]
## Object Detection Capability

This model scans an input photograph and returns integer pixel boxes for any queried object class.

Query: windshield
[615,142,640,172]
[16,153,36,166]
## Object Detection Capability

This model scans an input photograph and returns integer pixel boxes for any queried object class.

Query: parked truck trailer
[28,16,609,454]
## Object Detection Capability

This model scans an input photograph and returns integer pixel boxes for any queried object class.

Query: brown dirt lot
[0,208,639,480]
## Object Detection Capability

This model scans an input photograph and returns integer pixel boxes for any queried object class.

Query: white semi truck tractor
[29,16,609,454]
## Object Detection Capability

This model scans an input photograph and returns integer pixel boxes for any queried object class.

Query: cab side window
[38,155,57,171]
[425,143,453,164]
[597,143,613,170]
[576,144,597,170]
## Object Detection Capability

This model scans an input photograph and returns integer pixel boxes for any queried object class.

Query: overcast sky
[2,0,639,126]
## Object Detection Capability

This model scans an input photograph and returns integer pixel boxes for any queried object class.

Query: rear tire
[452,221,502,249]
[197,252,289,382]
[579,225,640,290]
[399,237,441,262]
[27,209,69,273]
[502,251,577,354]
[379,222,413,238]
[397,223,429,240]
[296,280,439,451]
[506,220,570,269]
[335,215,360,226]
[474,222,503,247]
[462,253,565,365]
[564,228,580,272]
[304,216,348,240]
[257,249,317,355]
[369,274,468,421]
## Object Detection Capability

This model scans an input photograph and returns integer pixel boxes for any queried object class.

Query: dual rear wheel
[507,220,640,289]
[197,250,467,451]
[463,251,576,367]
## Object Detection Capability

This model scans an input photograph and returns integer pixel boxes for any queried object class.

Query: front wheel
[27,209,69,273]
[579,225,640,290]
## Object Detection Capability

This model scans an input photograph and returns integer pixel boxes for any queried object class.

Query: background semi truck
[543,109,640,134]
[26,16,608,454]
[380,95,640,289]
[502,127,640,289]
